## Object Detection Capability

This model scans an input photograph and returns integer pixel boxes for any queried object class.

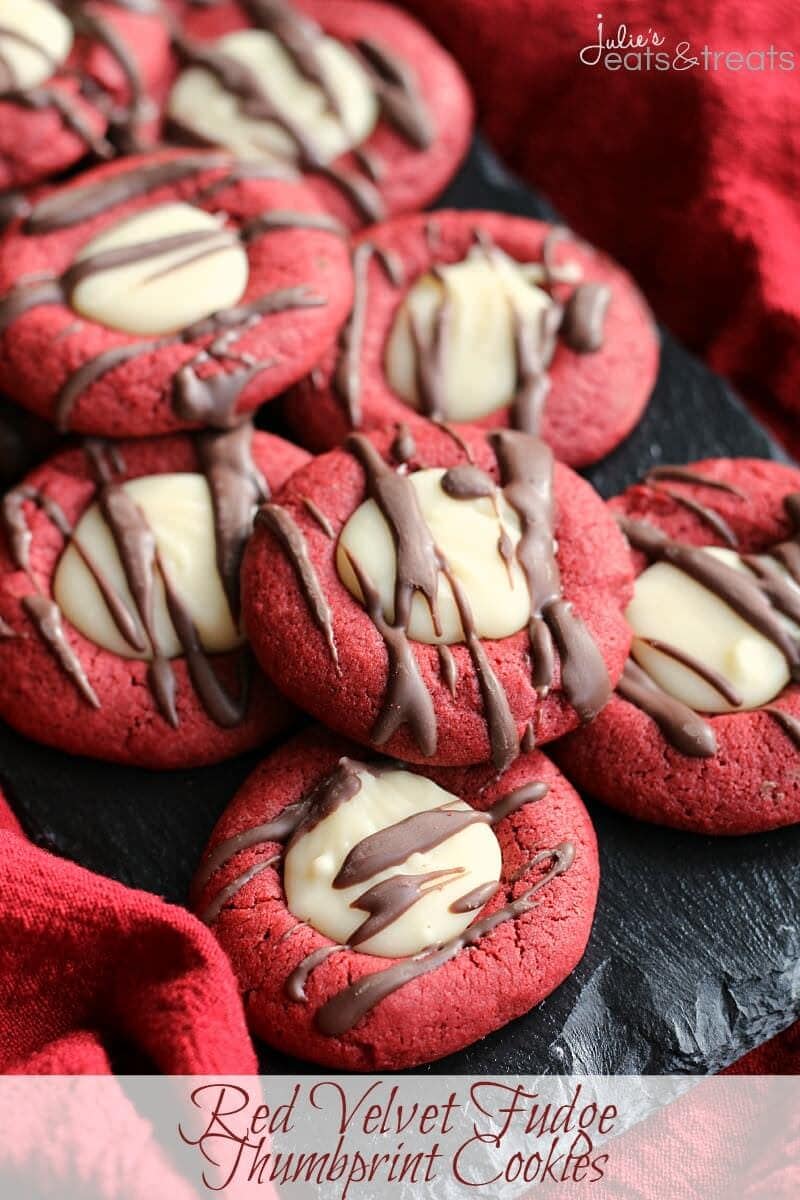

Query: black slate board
[2,137,799,1076]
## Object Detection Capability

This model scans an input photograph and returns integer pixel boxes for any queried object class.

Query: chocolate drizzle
[196,423,269,622]
[620,517,800,676]
[347,434,440,631]
[334,243,404,426]
[409,265,450,420]
[617,659,716,757]
[301,495,335,538]
[343,549,437,756]
[344,432,524,766]
[449,880,498,914]
[437,642,457,696]
[1,206,327,430]
[488,779,549,822]
[441,464,495,500]
[658,488,739,547]
[638,637,744,708]
[285,944,341,1002]
[347,868,463,948]
[256,503,339,669]
[314,842,574,1036]
[390,423,416,464]
[22,592,100,707]
[762,706,800,748]
[560,282,611,353]
[644,466,747,497]
[442,561,519,770]
[353,39,434,149]
[193,796,310,897]
[492,430,611,722]
[24,154,228,234]
[200,856,278,925]
[333,804,491,889]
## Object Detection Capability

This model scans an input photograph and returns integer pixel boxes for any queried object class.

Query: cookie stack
[0,1,795,1072]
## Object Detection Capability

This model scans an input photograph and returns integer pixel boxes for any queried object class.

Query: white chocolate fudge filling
[54,473,243,659]
[627,547,800,712]
[385,246,556,422]
[70,203,249,336]
[283,766,501,958]
[337,467,530,643]
[167,30,378,165]
[0,0,73,93]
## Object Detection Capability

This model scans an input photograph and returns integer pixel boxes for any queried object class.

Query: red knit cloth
[0,797,256,1076]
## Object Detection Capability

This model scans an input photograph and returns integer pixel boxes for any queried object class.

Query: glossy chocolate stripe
[449,880,498,914]
[492,429,610,721]
[256,502,339,668]
[333,804,491,889]
[560,282,611,353]
[657,487,739,548]
[638,636,744,707]
[343,549,437,756]
[644,466,748,497]
[201,856,279,925]
[335,243,404,426]
[25,154,228,234]
[617,658,717,757]
[347,868,463,947]
[347,433,440,630]
[22,593,100,708]
[196,424,269,623]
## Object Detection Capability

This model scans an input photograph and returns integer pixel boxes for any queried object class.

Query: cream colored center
[70,203,249,336]
[0,0,73,93]
[283,767,501,958]
[54,473,242,660]
[337,467,530,644]
[626,548,800,712]
[167,30,378,166]
[385,247,556,422]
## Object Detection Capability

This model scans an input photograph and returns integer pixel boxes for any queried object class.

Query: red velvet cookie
[553,458,800,834]
[0,149,353,437]
[285,211,659,465]
[165,0,473,230]
[192,727,599,1070]
[0,0,170,191]
[0,424,308,767]
[242,423,633,767]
